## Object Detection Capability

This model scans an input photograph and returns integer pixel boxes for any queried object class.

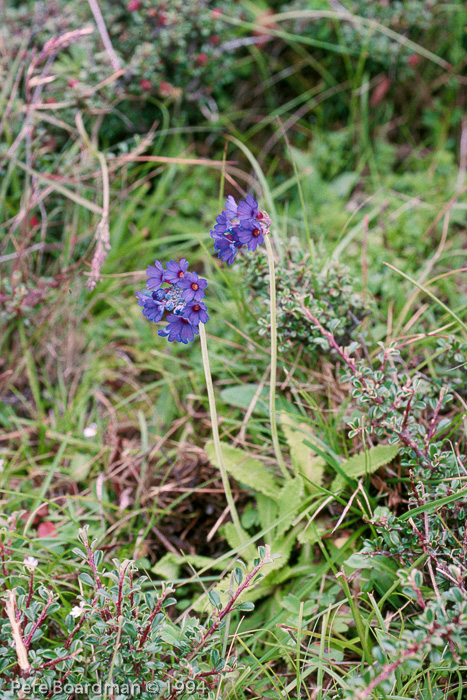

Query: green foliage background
[1,0,467,697]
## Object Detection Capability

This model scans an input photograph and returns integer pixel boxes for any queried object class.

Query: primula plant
[137,193,289,541]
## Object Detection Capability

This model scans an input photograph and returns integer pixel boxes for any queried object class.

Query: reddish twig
[24,593,54,647]
[138,584,175,650]
[299,301,357,372]
[187,547,273,660]
[426,387,447,446]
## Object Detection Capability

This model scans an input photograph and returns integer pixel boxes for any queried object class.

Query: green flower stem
[199,322,244,540]
[264,234,290,480]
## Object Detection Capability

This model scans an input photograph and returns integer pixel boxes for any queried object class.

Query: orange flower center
[191,283,199,290]
[252,228,260,237]
[178,271,185,278]
[193,304,200,311]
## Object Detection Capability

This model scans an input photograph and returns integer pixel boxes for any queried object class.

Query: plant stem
[199,322,244,540]
[87,0,121,72]
[264,235,289,480]
[338,569,373,666]
[103,614,124,700]
[187,548,272,658]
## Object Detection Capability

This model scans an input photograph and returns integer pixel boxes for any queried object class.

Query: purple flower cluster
[210,194,270,265]
[137,259,209,343]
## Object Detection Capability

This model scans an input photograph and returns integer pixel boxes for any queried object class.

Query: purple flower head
[136,292,164,323]
[138,258,209,342]
[209,195,269,266]
[212,232,238,265]
[237,194,258,221]
[211,196,239,236]
[164,258,189,284]
[163,284,184,313]
[146,260,166,290]
[233,220,264,252]
[183,301,209,325]
[212,211,232,236]
[158,314,200,344]
[152,288,167,301]
[224,195,238,221]
[178,271,207,302]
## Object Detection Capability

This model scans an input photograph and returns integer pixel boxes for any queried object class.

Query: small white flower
[70,601,86,618]
[24,556,38,572]
[83,422,97,438]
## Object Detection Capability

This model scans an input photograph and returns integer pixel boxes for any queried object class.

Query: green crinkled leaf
[298,519,327,545]
[272,530,297,571]
[265,564,301,586]
[256,493,278,534]
[276,477,305,538]
[330,444,399,492]
[151,553,180,580]
[193,530,296,613]
[205,441,280,499]
[222,522,257,561]
[151,552,227,580]
[241,502,260,529]
[280,412,325,489]
[232,532,298,603]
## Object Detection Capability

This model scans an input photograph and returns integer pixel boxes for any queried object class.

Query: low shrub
[0,526,275,699]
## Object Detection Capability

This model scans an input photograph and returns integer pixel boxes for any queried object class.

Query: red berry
[158,11,167,25]
[210,34,220,46]
[211,8,222,18]
[29,216,39,227]
[68,79,79,88]
[408,54,421,68]
[196,53,208,67]
[140,79,152,91]
[127,0,141,10]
